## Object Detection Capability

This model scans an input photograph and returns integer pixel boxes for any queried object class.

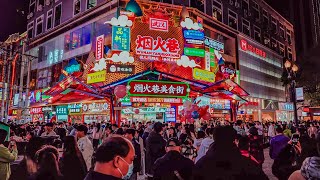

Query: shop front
[30,107,44,122]
[82,102,110,124]
[276,102,294,122]
[44,2,249,125]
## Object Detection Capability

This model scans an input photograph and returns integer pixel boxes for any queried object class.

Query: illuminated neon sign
[240,39,266,58]
[149,18,169,32]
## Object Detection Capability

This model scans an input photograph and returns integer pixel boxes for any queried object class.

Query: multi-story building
[24,0,296,122]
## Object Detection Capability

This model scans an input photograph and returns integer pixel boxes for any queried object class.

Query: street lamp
[284,59,299,126]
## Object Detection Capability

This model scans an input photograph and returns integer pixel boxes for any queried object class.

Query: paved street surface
[263,148,277,180]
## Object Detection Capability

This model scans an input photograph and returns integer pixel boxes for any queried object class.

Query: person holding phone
[0,129,18,180]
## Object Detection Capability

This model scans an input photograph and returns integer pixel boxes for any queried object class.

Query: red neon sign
[128,81,189,97]
[149,18,169,32]
[240,39,266,58]
[96,35,104,60]
[30,107,43,114]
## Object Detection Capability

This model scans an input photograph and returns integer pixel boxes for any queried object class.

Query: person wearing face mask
[85,136,135,180]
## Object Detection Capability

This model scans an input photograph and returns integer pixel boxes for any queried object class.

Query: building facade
[23,0,296,123]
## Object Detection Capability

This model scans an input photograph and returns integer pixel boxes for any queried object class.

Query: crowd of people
[0,119,320,180]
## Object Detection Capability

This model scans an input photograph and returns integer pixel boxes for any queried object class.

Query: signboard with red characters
[128,80,189,98]
[149,18,169,32]
[240,39,266,58]
[30,107,43,114]
[130,97,183,103]
[135,35,181,62]
[96,35,104,60]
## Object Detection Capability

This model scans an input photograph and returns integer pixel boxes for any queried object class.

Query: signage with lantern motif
[128,80,189,98]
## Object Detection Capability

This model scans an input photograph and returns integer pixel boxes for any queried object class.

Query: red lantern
[114,85,127,98]
[134,109,140,114]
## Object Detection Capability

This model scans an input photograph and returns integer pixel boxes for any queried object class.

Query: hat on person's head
[76,125,88,134]
[166,138,181,147]
[45,123,54,127]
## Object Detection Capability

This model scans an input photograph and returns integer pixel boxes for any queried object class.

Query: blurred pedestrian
[0,129,18,180]
[76,124,94,171]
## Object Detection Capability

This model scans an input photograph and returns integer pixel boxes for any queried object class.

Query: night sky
[0,0,29,42]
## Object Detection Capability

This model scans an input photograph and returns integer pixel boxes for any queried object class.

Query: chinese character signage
[240,39,266,58]
[30,107,43,114]
[183,29,204,40]
[87,70,106,84]
[193,68,215,83]
[184,47,205,57]
[210,99,231,109]
[128,80,189,98]
[165,107,176,122]
[204,37,224,53]
[130,97,182,103]
[96,35,104,60]
[69,108,82,114]
[82,102,109,113]
[122,107,167,114]
[112,26,130,51]
[149,18,169,32]
[135,35,181,62]
[56,106,68,115]
[107,64,135,74]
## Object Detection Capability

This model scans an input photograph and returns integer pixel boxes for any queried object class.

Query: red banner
[128,81,189,97]
[30,107,43,114]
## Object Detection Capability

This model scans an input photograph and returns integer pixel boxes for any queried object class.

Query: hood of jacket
[301,156,320,179]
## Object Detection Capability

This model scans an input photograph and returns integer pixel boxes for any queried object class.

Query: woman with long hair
[59,136,87,180]
[30,145,63,180]
[92,123,102,150]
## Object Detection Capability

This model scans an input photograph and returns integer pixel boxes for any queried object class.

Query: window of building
[191,0,204,13]
[252,1,260,22]
[35,15,44,36]
[242,18,250,36]
[271,16,277,33]
[71,28,82,49]
[254,26,261,42]
[279,23,285,38]
[262,9,269,24]
[54,3,62,27]
[29,0,36,13]
[287,29,292,44]
[74,0,81,16]
[242,0,249,17]
[279,42,285,56]
[263,34,270,47]
[64,33,71,51]
[287,47,292,60]
[271,38,278,51]
[228,9,238,30]
[86,0,97,9]
[27,21,34,39]
[46,9,53,30]
[38,0,44,9]
[81,24,92,46]
[212,0,223,22]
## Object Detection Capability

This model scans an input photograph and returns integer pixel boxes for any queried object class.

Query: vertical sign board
[165,107,176,122]
[96,35,104,60]
[296,87,304,101]
[112,26,131,51]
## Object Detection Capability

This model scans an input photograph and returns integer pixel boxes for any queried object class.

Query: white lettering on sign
[133,84,185,94]
[149,18,169,32]
[96,35,104,60]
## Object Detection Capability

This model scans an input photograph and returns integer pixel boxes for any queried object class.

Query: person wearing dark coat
[153,138,194,180]
[194,126,268,180]
[59,136,87,180]
[125,129,141,180]
[145,122,166,178]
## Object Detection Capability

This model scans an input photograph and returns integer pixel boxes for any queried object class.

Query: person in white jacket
[195,128,214,163]
[76,124,94,171]
[268,122,276,138]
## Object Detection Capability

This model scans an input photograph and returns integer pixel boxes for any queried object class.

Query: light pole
[284,60,299,126]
